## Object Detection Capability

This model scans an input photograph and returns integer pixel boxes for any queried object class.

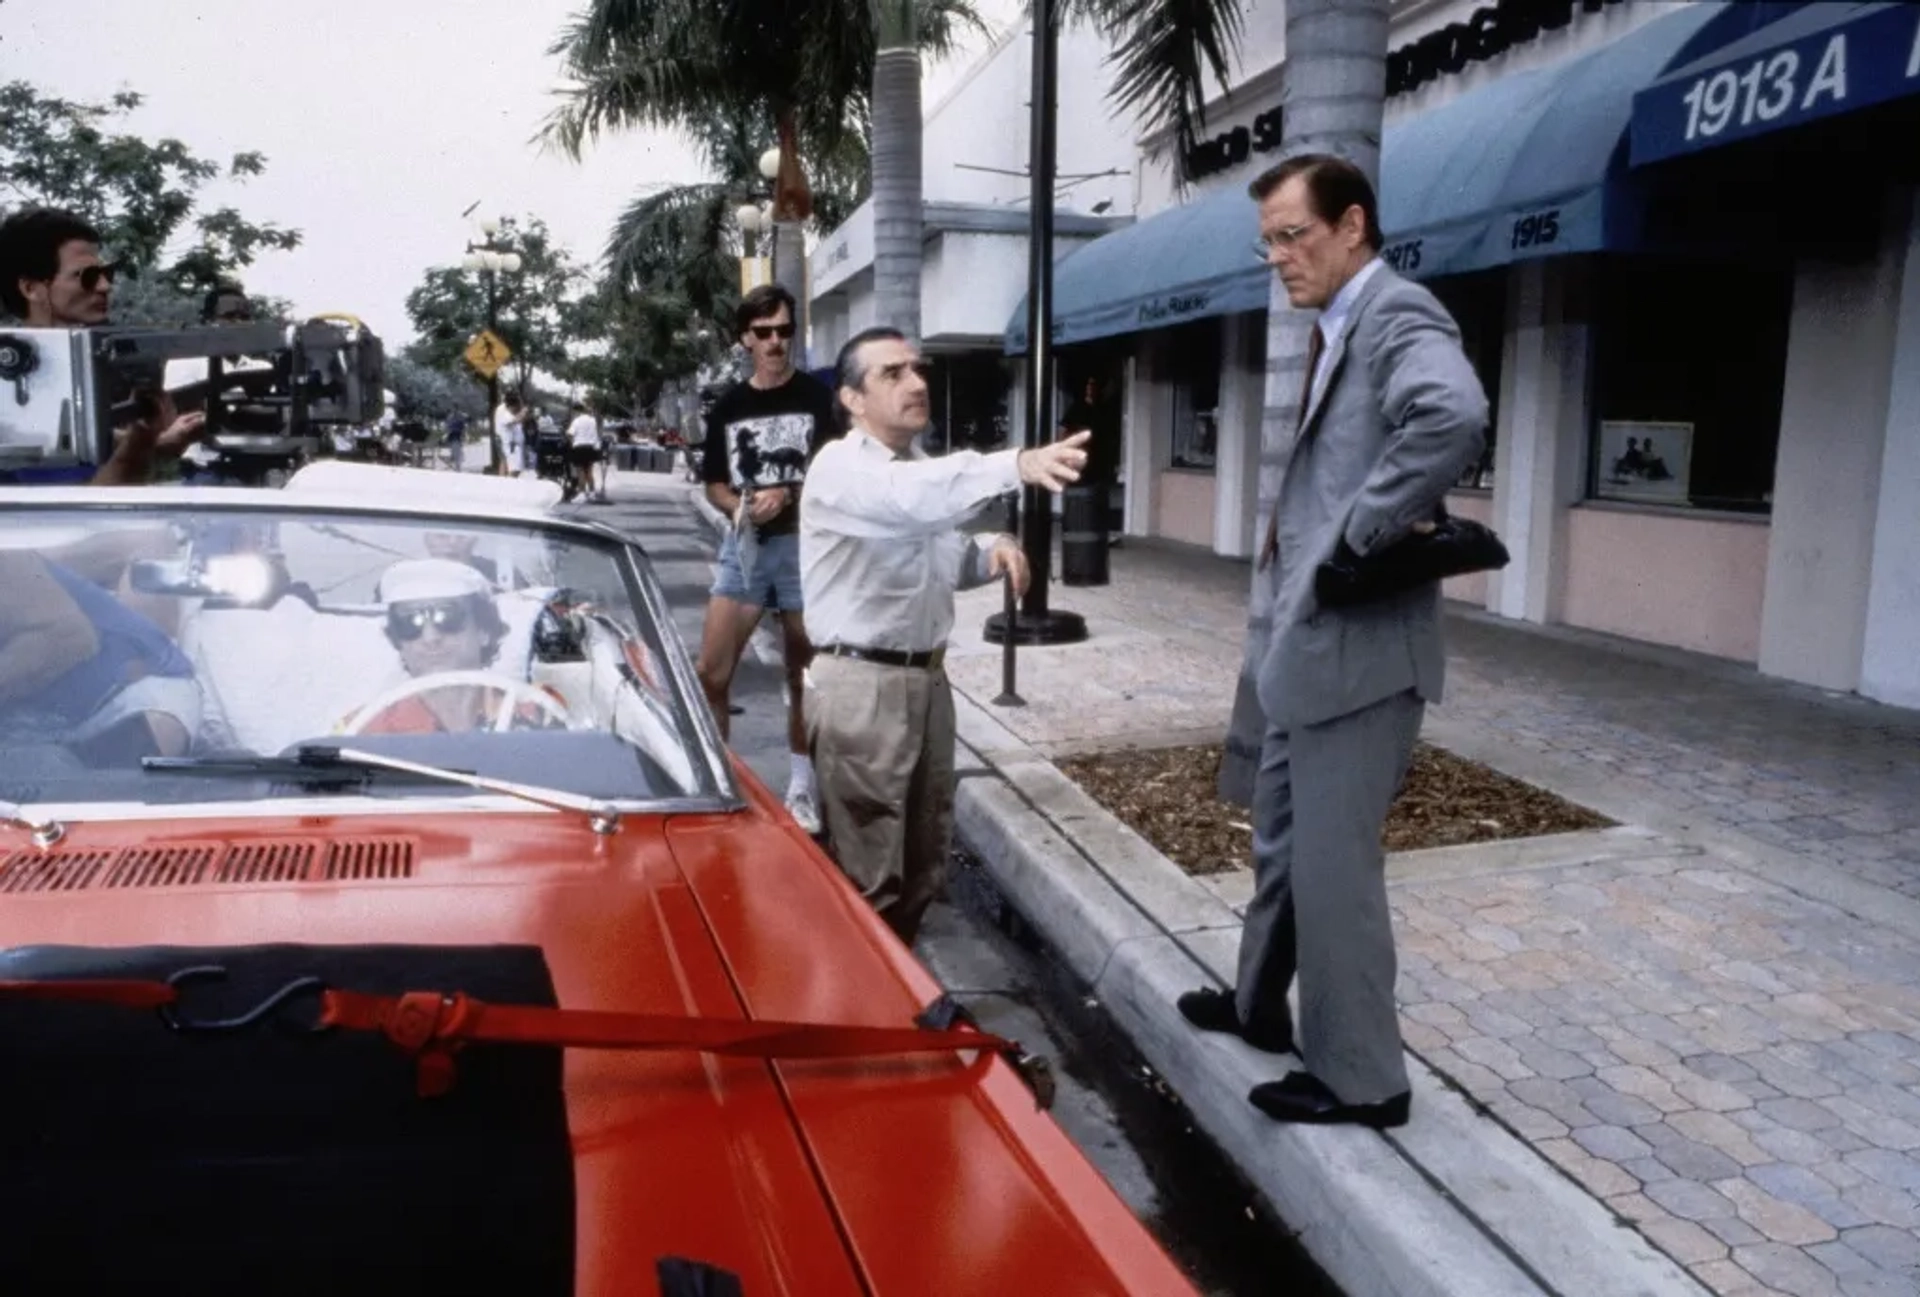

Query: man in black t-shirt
[698,284,838,834]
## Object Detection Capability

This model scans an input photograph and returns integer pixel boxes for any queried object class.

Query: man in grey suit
[1177,154,1488,1129]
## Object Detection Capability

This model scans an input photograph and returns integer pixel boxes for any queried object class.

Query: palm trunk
[769,109,814,365]
[1218,0,1389,805]
[871,0,925,343]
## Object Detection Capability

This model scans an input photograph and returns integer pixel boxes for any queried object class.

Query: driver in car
[348,558,552,735]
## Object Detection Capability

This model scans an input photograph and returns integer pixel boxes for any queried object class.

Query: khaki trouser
[803,653,956,945]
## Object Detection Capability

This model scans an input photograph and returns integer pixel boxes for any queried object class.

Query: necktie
[1259,323,1326,569]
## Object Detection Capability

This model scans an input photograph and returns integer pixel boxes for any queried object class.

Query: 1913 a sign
[1632,5,1920,165]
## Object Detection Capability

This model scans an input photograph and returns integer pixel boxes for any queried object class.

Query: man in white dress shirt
[800,326,1089,943]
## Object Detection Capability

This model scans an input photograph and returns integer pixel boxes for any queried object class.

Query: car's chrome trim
[2,793,743,825]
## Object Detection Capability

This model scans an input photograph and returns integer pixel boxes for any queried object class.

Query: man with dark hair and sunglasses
[696,282,838,834]
[0,206,206,485]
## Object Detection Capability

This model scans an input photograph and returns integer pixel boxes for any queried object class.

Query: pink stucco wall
[1561,506,1770,663]
[1443,490,1493,607]
[1154,470,1216,548]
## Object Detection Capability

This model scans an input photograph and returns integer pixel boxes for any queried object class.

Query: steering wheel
[338,669,573,736]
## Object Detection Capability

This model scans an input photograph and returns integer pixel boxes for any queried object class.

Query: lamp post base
[982,609,1089,646]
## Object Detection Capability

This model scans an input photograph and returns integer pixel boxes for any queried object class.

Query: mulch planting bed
[1057,742,1613,876]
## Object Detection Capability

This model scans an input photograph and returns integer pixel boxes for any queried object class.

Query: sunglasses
[388,601,472,641]
[75,263,118,292]
[748,323,796,341]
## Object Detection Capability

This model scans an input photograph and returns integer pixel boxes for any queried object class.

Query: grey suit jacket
[1255,265,1489,731]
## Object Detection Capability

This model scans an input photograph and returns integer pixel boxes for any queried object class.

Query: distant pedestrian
[446,411,468,472]
[800,326,1089,944]
[1175,154,1487,1130]
[493,392,526,476]
[695,284,838,834]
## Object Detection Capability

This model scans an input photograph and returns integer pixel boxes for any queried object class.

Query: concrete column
[1212,313,1265,558]
[1759,191,1909,692]
[1123,340,1165,537]
[1861,187,1920,708]
[1488,259,1590,623]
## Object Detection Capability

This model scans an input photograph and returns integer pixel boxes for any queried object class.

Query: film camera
[0,316,384,481]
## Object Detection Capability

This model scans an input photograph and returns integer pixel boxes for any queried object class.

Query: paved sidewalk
[944,542,1920,1297]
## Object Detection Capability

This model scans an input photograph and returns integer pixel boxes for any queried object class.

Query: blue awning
[1631,4,1920,166]
[1003,184,1266,353]
[1005,2,1794,353]
[1375,1,1748,279]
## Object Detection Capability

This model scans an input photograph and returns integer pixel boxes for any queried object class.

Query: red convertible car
[0,468,1199,1297]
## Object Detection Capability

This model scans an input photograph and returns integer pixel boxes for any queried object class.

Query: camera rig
[0,316,384,473]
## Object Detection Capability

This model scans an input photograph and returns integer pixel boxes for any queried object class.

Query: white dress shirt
[1308,256,1385,408]
[800,427,1021,652]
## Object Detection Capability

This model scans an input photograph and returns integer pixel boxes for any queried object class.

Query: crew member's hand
[1016,430,1090,492]
[748,486,788,524]
[986,534,1030,597]
[153,410,208,458]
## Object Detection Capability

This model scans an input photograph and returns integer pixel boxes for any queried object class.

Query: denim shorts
[712,529,804,613]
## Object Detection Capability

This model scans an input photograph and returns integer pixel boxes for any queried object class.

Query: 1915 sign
[1632,6,1920,165]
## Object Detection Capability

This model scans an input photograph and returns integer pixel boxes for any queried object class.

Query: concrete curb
[950,691,1709,1297]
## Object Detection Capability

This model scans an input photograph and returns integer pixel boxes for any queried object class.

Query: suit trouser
[1236,688,1423,1105]
[804,654,956,945]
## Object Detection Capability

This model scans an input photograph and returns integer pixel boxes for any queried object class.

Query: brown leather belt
[818,643,946,670]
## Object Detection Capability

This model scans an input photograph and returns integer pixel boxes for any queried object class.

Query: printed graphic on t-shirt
[723,413,813,489]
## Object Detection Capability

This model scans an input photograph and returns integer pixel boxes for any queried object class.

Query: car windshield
[0,504,723,809]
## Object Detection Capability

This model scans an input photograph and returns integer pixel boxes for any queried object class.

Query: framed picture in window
[1596,420,1692,504]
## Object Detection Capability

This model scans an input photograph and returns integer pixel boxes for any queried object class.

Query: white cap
[378,557,489,605]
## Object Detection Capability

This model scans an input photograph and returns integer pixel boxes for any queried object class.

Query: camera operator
[0,207,207,485]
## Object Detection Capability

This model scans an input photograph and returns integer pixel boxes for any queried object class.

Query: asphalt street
[570,474,1335,1297]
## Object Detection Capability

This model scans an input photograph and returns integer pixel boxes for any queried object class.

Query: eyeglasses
[387,601,473,641]
[75,263,118,292]
[1252,222,1319,260]
[748,323,796,341]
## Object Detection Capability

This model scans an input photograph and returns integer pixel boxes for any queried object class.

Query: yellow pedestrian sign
[464,329,512,379]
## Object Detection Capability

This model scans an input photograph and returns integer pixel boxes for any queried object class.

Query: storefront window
[1589,257,1790,514]
[1168,318,1221,471]
[926,352,1012,454]
[1429,270,1506,490]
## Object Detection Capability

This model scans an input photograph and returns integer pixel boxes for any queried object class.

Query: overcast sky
[5,0,1024,344]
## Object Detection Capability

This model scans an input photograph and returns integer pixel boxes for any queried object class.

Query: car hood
[0,799,1190,1297]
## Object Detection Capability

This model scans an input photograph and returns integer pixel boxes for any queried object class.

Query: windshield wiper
[142,746,621,836]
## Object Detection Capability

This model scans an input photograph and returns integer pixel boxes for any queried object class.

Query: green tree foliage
[402,216,589,399]
[0,80,301,297]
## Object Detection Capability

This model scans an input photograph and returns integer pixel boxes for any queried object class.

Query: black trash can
[1061,482,1110,587]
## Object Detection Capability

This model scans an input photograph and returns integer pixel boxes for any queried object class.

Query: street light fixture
[463,215,524,474]
[758,148,782,182]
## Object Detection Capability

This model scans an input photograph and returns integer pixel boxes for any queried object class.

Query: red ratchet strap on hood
[0,976,1056,1107]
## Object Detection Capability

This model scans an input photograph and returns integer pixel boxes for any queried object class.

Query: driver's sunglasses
[75,263,118,292]
[748,323,796,341]
[388,601,472,640]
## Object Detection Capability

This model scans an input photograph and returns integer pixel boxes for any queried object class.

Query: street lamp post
[462,216,523,474]
[984,0,1087,662]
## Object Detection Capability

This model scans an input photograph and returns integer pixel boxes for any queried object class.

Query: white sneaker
[785,785,822,836]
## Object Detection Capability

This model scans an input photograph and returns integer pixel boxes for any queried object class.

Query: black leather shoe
[1175,987,1295,1055]
[1248,1070,1411,1129]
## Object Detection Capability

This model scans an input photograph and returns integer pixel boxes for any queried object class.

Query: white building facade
[812,1,1920,709]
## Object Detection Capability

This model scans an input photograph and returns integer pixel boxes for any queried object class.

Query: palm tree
[1217,0,1390,805]
[547,0,987,351]
[870,0,925,342]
